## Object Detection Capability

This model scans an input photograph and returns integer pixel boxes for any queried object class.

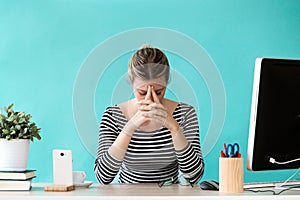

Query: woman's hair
[128,44,170,84]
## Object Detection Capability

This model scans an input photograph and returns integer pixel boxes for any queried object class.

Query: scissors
[225,143,240,157]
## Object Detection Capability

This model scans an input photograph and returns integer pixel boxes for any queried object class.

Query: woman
[94,45,204,184]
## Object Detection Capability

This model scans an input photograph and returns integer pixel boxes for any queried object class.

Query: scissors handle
[220,150,225,157]
[223,143,227,157]
[226,143,240,157]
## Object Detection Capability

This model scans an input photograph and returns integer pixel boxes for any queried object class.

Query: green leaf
[33,131,41,140]
[18,112,25,118]
[15,125,21,130]
[0,114,6,120]
[7,116,15,122]
[0,103,42,141]
[8,104,14,110]
[19,118,25,123]
[25,114,32,120]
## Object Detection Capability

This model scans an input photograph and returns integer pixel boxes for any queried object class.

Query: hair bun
[139,44,152,49]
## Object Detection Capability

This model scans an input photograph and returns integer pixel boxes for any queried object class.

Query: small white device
[53,149,73,186]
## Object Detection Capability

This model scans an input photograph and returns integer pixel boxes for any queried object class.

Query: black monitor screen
[248,58,300,171]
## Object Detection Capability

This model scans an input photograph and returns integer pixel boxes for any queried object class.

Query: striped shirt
[94,102,204,184]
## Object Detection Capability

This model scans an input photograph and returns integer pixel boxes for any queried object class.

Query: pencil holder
[219,157,244,193]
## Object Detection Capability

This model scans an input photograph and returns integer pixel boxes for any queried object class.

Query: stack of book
[0,170,36,191]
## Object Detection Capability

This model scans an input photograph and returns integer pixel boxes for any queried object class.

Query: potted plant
[0,103,41,171]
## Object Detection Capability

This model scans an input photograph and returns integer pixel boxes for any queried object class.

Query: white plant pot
[0,139,30,171]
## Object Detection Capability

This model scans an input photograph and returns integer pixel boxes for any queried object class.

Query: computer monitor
[247,57,300,171]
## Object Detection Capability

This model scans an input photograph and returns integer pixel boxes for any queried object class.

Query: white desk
[0,183,300,200]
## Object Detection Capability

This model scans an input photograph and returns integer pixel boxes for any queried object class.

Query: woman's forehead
[134,83,165,90]
[132,78,166,90]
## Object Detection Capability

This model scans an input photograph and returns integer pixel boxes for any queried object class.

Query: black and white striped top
[94,102,204,184]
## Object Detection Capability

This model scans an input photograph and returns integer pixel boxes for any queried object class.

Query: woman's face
[132,79,166,102]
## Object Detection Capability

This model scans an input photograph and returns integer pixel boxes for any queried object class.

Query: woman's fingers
[138,102,166,112]
[137,99,152,105]
[130,110,151,128]
[142,108,167,118]
[151,86,160,103]
[142,110,167,127]
[145,85,152,101]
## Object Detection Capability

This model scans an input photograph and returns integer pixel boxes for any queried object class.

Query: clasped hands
[127,85,168,132]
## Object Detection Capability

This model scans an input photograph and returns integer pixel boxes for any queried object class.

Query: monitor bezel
[247,57,300,171]
[247,57,263,171]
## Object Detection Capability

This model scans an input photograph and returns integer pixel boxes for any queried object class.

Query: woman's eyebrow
[137,89,147,93]
[137,87,164,92]
[155,87,165,91]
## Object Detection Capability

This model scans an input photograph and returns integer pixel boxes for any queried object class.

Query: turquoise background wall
[1,0,300,183]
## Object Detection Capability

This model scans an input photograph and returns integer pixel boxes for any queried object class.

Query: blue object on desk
[226,143,240,157]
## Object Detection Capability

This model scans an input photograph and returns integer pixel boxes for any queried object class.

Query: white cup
[72,171,86,183]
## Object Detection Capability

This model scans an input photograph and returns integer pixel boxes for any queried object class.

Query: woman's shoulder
[177,102,194,109]
[171,101,194,110]
[102,105,122,116]
[103,105,120,111]
[174,102,197,115]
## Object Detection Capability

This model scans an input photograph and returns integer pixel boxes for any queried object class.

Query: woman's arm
[94,107,123,184]
[94,106,149,184]
[147,87,204,184]
[169,105,205,184]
